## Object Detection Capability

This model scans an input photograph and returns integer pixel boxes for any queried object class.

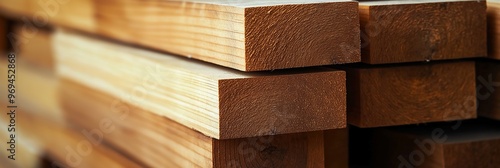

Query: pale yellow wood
[54,30,346,139]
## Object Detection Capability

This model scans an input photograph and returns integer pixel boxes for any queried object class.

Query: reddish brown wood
[346,61,477,127]
[359,0,487,64]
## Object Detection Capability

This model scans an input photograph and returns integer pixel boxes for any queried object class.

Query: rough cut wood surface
[0,0,360,71]
[345,61,476,127]
[359,0,487,64]
[55,30,346,139]
[371,119,500,168]
[488,0,500,60]
[60,79,346,168]
[476,60,500,121]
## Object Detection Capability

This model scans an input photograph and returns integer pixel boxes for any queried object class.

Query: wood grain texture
[14,26,54,71]
[0,0,360,71]
[371,119,500,168]
[476,60,500,120]
[488,0,500,60]
[54,30,346,139]
[345,61,476,127]
[61,79,340,168]
[359,0,487,64]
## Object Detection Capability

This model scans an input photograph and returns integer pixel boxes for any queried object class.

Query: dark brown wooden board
[488,0,500,60]
[60,78,349,168]
[345,61,477,127]
[359,0,487,64]
[371,119,500,168]
[476,60,500,120]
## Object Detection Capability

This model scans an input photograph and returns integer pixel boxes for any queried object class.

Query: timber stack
[0,0,497,167]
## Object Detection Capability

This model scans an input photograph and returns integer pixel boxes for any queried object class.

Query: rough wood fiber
[0,105,143,168]
[60,79,342,168]
[359,0,487,64]
[0,0,360,71]
[489,0,500,60]
[54,30,346,139]
[345,61,476,127]
[371,119,500,168]
[476,60,500,120]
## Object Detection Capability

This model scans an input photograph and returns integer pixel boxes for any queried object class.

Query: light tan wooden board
[0,0,360,71]
[55,30,347,139]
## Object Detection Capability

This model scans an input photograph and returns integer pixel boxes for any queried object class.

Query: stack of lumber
[0,0,499,167]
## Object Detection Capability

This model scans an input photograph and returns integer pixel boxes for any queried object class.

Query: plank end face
[361,1,487,64]
[488,1,500,60]
[348,61,477,128]
[218,70,346,139]
[244,2,360,71]
[213,131,325,168]
[476,61,500,121]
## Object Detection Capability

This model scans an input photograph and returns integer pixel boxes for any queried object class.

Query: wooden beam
[0,105,144,168]
[371,119,500,168]
[476,60,500,121]
[60,79,348,167]
[359,0,487,64]
[14,25,54,71]
[54,30,347,139]
[345,61,476,127]
[489,0,500,60]
[0,0,360,71]
[0,58,62,124]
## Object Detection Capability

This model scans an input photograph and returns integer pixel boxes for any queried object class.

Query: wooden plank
[0,105,143,168]
[488,0,500,60]
[14,26,54,71]
[476,60,500,120]
[371,119,500,168]
[325,128,349,168]
[60,79,348,167]
[0,0,360,71]
[54,30,347,139]
[345,61,476,127]
[359,0,487,64]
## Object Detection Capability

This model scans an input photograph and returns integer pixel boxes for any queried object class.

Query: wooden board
[0,0,360,71]
[0,105,143,168]
[54,30,347,139]
[488,0,500,60]
[0,58,63,123]
[359,0,487,64]
[14,26,54,71]
[61,79,349,168]
[371,119,500,168]
[476,60,500,120]
[345,61,476,127]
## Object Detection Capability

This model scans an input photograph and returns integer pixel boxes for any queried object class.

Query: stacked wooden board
[0,0,499,167]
